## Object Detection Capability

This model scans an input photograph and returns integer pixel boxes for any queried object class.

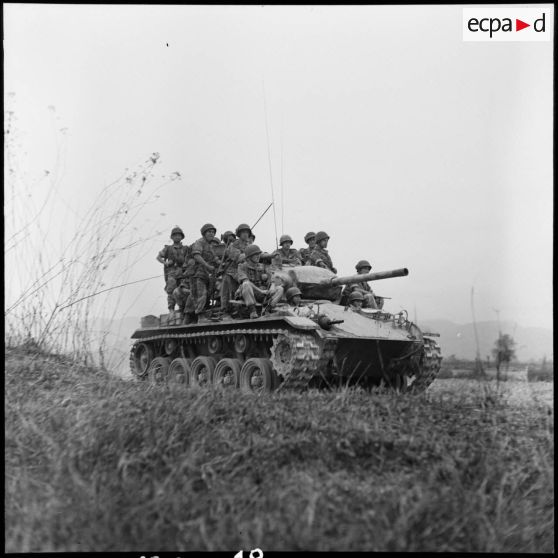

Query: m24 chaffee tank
[129,265,442,393]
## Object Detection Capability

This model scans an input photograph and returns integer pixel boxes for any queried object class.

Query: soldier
[299,232,316,265]
[341,260,380,309]
[270,234,302,266]
[237,244,270,319]
[156,226,190,312]
[308,231,337,273]
[348,291,364,311]
[221,230,236,244]
[248,232,256,245]
[172,278,191,315]
[286,286,302,307]
[184,223,219,323]
[220,223,252,313]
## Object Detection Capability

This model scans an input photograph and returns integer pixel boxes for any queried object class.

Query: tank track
[408,337,442,393]
[270,333,337,391]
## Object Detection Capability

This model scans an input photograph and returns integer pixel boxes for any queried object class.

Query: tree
[492,334,516,373]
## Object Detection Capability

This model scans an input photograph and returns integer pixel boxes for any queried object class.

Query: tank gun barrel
[326,267,409,287]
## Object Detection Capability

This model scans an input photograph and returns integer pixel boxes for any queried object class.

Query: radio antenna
[262,79,279,250]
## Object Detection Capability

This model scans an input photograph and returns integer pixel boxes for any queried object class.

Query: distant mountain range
[90,316,553,372]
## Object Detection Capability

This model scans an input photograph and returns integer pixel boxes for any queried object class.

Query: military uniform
[299,247,312,265]
[270,247,302,266]
[342,282,378,309]
[158,243,191,311]
[308,246,337,273]
[185,237,218,315]
[172,280,191,313]
[220,238,249,311]
[237,260,269,309]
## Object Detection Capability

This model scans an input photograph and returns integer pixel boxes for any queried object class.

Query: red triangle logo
[516,19,530,31]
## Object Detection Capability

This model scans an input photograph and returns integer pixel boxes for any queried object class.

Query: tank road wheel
[164,338,178,356]
[240,358,276,394]
[190,356,217,387]
[148,356,171,384]
[168,358,192,387]
[213,358,241,389]
[207,336,224,355]
[130,343,154,379]
[234,334,250,354]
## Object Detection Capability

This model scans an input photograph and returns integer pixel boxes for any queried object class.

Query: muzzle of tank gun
[317,315,344,330]
[326,268,409,287]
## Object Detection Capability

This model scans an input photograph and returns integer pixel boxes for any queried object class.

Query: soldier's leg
[220,275,238,312]
[194,278,209,315]
[240,281,257,309]
[173,287,190,313]
[362,293,378,309]
[166,275,178,311]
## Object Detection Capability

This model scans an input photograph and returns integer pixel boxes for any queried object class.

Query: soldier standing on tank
[309,231,337,273]
[270,235,302,266]
[299,232,316,265]
[156,226,190,312]
[184,223,219,323]
[341,260,380,309]
[237,244,271,319]
[219,223,252,313]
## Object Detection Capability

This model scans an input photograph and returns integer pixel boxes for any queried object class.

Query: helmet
[349,291,364,302]
[170,226,185,239]
[200,223,216,235]
[304,231,316,243]
[279,234,293,245]
[210,238,221,245]
[245,244,262,258]
[315,231,330,243]
[286,287,302,300]
[356,260,372,271]
[235,223,252,236]
[221,230,235,241]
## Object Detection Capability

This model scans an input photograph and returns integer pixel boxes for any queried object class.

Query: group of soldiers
[157,223,382,323]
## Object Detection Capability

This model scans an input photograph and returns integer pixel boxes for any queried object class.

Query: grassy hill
[5,346,554,552]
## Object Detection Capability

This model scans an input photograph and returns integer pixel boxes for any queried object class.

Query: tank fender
[282,316,319,330]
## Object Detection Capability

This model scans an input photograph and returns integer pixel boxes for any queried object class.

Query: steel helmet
[221,230,236,241]
[304,231,316,243]
[286,286,302,300]
[315,231,330,243]
[356,260,372,271]
[349,291,364,302]
[245,244,262,258]
[170,226,185,239]
[200,223,216,235]
[235,223,252,236]
[279,234,293,245]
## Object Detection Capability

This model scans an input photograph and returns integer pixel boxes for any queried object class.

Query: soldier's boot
[248,305,258,319]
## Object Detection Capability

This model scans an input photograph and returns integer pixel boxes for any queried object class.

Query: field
[5,347,554,553]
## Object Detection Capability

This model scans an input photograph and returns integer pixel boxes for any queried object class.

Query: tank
[129,264,442,393]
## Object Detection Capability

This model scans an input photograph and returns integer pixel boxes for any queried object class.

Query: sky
[4,4,554,330]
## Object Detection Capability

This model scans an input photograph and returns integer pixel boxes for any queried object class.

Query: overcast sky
[4,4,554,330]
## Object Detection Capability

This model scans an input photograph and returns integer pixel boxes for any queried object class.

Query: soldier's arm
[291,250,302,266]
[237,263,249,283]
[156,246,169,265]
[192,242,214,271]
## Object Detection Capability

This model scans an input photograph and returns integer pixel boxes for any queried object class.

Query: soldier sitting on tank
[308,231,337,273]
[341,260,380,309]
[220,223,251,314]
[221,230,236,244]
[348,291,365,312]
[270,235,302,266]
[184,223,219,323]
[248,232,256,245]
[299,231,316,265]
[236,244,269,319]
[156,226,190,312]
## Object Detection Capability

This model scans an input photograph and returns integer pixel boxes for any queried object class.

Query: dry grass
[5,347,554,552]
